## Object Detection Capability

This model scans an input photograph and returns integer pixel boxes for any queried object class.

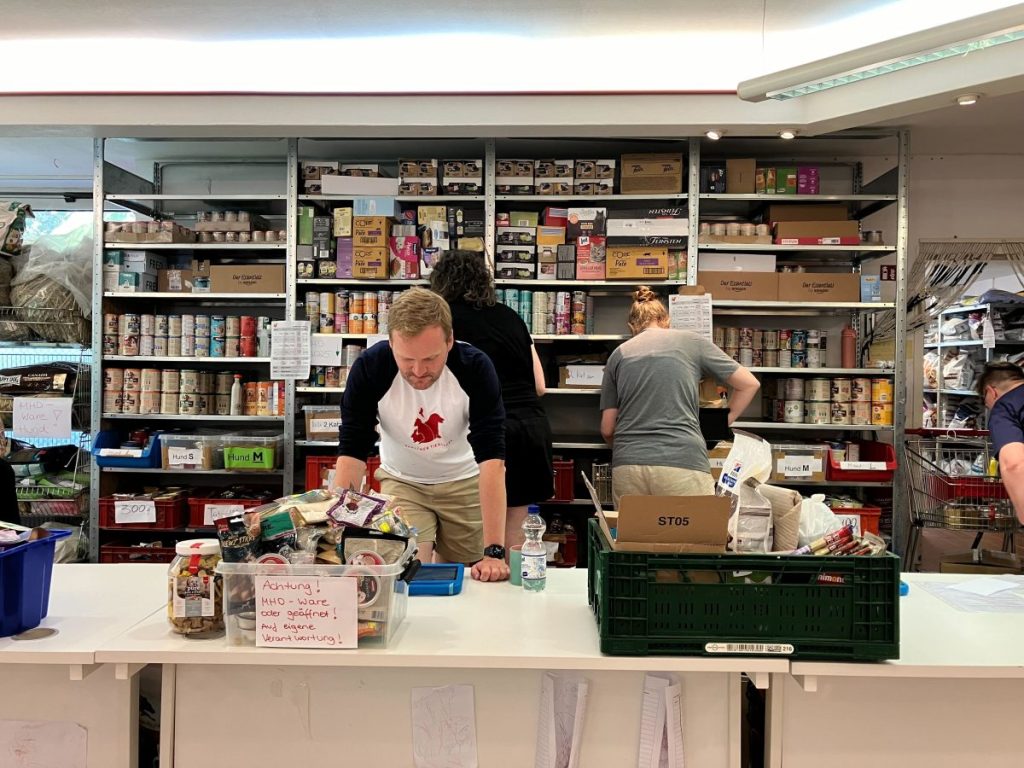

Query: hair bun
[634,286,657,303]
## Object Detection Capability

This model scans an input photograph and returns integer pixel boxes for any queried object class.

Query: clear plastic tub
[217,544,412,648]
[161,433,223,471]
[303,405,342,442]
[222,434,283,471]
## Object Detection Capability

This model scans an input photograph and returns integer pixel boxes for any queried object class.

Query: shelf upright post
[90,138,106,561]
[284,138,299,495]
[892,128,911,555]
[687,137,701,286]
[484,138,497,273]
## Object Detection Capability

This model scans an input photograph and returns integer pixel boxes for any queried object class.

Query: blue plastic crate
[1,529,71,637]
[92,430,163,468]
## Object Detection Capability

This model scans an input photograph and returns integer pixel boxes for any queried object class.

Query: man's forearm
[334,455,367,492]
[1003,468,1024,525]
[478,459,507,547]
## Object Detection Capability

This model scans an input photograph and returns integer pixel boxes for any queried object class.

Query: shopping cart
[903,430,1017,569]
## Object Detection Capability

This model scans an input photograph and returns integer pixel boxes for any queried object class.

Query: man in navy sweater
[980,361,1024,525]
[335,288,510,582]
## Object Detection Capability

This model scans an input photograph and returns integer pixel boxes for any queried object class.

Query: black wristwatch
[483,544,506,560]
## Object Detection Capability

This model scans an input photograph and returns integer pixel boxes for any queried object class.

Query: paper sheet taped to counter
[535,673,589,768]
[638,674,684,768]
[411,684,479,768]
[0,720,86,768]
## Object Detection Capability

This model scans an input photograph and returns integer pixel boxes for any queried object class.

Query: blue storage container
[91,431,163,468]
[1,528,71,637]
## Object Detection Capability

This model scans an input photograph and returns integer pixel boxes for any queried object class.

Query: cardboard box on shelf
[725,158,756,194]
[209,265,286,294]
[777,272,860,302]
[557,244,576,263]
[606,246,669,280]
[157,269,194,293]
[495,245,536,263]
[535,159,574,178]
[699,235,773,245]
[797,166,820,194]
[566,208,607,239]
[755,168,767,194]
[606,216,688,240]
[496,182,535,195]
[509,210,540,228]
[115,272,159,292]
[417,205,447,226]
[352,216,392,248]
[495,263,536,279]
[574,159,597,180]
[336,238,353,279]
[696,271,779,301]
[559,364,605,388]
[543,207,568,228]
[340,164,380,177]
[496,227,537,246]
[537,245,558,264]
[332,207,353,237]
[594,159,616,179]
[765,168,777,194]
[698,252,776,272]
[770,444,828,484]
[576,236,605,280]
[861,274,881,302]
[701,165,726,193]
[774,220,860,245]
[399,181,438,196]
[538,262,557,280]
[321,175,398,196]
[620,153,683,194]
[301,161,339,181]
[766,204,849,222]
[775,166,797,194]
[389,236,421,279]
[496,159,534,178]
[398,159,438,178]
[536,227,566,247]
[120,251,168,274]
[594,179,615,195]
[190,259,212,278]
[536,180,573,196]
[353,197,401,217]
[352,247,388,279]
[556,261,576,280]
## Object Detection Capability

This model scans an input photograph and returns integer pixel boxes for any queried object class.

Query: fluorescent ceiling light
[738,6,1024,101]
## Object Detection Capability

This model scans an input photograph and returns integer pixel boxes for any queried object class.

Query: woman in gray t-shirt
[599,287,760,502]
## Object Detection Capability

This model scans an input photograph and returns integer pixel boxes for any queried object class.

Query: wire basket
[0,305,89,345]
[591,461,613,504]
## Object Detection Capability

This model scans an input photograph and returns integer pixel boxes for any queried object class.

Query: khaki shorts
[376,468,483,565]
[612,465,715,505]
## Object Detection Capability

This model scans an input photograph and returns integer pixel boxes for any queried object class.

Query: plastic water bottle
[521,505,547,592]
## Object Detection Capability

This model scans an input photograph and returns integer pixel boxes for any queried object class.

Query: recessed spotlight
[705,130,723,141]
[956,93,980,106]
[779,129,797,140]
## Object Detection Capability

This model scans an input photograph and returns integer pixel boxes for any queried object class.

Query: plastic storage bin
[551,459,575,501]
[187,497,266,528]
[587,519,899,660]
[99,494,188,530]
[303,405,342,441]
[217,546,412,648]
[99,541,178,564]
[92,430,163,468]
[161,433,222,471]
[0,528,71,637]
[829,505,883,536]
[826,442,897,483]
[223,434,283,471]
[304,454,380,492]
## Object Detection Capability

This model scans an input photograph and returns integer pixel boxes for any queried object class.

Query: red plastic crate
[551,459,575,501]
[187,497,265,528]
[99,543,178,564]
[99,495,188,530]
[829,505,882,536]
[827,442,897,483]
[304,454,380,492]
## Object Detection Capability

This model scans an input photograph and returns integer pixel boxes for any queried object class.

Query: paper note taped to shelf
[167,447,203,466]
[256,574,357,649]
[777,456,822,477]
[311,418,342,433]
[311,334,345,366]
[12,396,72,439]
[839,461,888,471]
[563,365,604,387]
[270,320,312,380]
[204,503,245,526]
[669,293,713,342]
[115,499,157,524]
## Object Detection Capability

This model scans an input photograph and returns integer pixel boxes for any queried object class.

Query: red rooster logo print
[411,408,444,444]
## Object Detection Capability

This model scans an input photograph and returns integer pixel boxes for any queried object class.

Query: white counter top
[97,568,788,675]
[0,564,166,666]
[792,573,1024,679]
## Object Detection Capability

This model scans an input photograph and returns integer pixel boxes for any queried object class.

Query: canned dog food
[210,337,226,357]
[104,313,119,335]
[139,390,161,415]
[104,367,125,391]
[725,346,739,362]
[181,314,195,337]
[140,314,155,336]
[752,329,764,350]
[215,373,234,395]
[806,378,830,401]
[791,330,808,352]
[161,369,181,393]
[240,315,256,337]
[805,401,831,424]
[871,403,894,425]
[830,402,852,425]
[178,392,201,416]
[852,378,872,402]
[783,400,805,424]
[102,390,123,413]
[141,368,162,392]
[777,350,791,368]
[198,372,214,395]
[739,348,753,366]
[852,402,872,426]
[168,315,182,338]
[806,346,821,368]
[778,329,792,351]
[180,370,200,393]
[226,315,241,337]
[103,334,118,355]
[872,378,894,403]
[195,392,211,415]
[119,335,140,357]
[240,336,257,357]
[139,335,154,356]
[167,337,182,357]
[831,378,852,402]
[751,349,763,367]
[181,335,195,358]
[152,336,167,356]
[784,377,805,400]
[713,327,725,348]
[738,328,754,349]
[210,315,226,338]
[122,368,142,392]
[724,327,740,348]
[121,390,141,414]
[154,314,169,336]
[351,314,365,334]
[160,392,179,415]
[195,314,211,337]
[790,350,808,368]
[763,349,779,368]
[119,314,140,336]
[194,335,211,357]
[225,337,241,357]
[763,330,779,349]
[215,394,231,415]
[319,312,335,333]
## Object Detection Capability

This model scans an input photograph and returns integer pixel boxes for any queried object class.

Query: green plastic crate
[587,519,900,661]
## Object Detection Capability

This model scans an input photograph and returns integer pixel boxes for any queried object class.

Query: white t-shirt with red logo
[340,340,505,484]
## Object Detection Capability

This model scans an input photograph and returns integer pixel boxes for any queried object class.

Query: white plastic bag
[797,493,843,547]
[728,482,774,553]
[11,223,92,317]
[717,429,772,495]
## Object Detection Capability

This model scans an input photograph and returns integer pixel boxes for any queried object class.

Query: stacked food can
[103,367,283,416]
[104,312,267,359]
[714,326,827,369]
[498,289,593,336]
[306,290,395,335]
[767,375,895,425]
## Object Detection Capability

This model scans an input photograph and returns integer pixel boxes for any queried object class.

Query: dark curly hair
[429,249,496,308]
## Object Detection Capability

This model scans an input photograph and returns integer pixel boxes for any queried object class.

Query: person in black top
[979,361,1024,524]
[430,250,554,548]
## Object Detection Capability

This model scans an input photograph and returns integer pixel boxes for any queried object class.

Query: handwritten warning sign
[256,575,358,649]
[13,397,73,439]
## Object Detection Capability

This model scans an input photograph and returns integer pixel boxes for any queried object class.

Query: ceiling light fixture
[737,6,1024,101]
[705,130,723,140]
[956,93,980,105]
[779,130,797,140]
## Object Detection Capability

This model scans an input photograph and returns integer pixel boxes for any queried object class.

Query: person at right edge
[429,249,554,550]
[600,286,761,503]
[979,361,1024,524]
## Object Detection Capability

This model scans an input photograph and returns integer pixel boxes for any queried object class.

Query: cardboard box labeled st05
[777,272,860,303]
[209,265,286,294]
[619,153,684,195]
[606,247,669,280]
[696,271,779,301]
